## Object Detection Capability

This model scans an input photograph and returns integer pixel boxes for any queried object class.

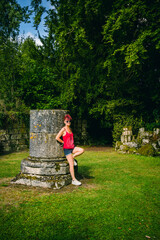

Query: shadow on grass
[76,165,94,181]
[0,149,28,157]
[0,150,14,157]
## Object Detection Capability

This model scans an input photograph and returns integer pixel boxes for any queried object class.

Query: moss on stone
[122,145,130,152]
[128,147,137,154]
[137,144,156,156]
[116,141,121,149]
[55,163,61,172]
[151,133,160,142]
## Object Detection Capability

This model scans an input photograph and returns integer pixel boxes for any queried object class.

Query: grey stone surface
[11,173,71,189]
[142,138,150,145]
[122,130,132,136]
[30,110,66,158]
[20,158,70,175]
[153,128,160,135]
[30,133,64,158]
[152,143,159,151]
[125,141,138,148]
[30,110,66,134]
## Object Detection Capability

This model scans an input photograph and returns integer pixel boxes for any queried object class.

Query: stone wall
[0,115,29,153]
[115,127,160,156]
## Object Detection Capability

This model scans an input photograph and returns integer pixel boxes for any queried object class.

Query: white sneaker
[72,179,82,186]
[74,159,78,166]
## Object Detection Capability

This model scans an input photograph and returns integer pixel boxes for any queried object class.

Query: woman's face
[64,118,71,126]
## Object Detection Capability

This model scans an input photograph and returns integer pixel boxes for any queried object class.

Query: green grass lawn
[0,148,160,240]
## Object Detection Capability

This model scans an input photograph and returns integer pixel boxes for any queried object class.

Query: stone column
[11,110,71,189]
[121,127,133,143]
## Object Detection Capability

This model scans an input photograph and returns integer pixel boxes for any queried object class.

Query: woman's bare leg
[66,154,76,180]
[72,147,84,158]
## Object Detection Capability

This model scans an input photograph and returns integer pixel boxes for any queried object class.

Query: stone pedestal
[11,110,72,189]
[121,127,133,143]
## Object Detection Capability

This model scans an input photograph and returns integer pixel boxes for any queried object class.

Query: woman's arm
[55,128,65,144]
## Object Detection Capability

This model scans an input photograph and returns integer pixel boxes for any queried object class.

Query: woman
[56,114,84,186]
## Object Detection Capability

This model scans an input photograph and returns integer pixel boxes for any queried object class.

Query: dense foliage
[0,0,30,111]
[0,0,160,144]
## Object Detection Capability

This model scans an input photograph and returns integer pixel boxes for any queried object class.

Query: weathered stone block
[5,134,10,141]
[11,135,17,140]
[124,136,128,142]
[30,110,65,134]
[125,141,138,148]
[152,143,159,151]
[11,173,71,189]
[121,135,125,143]
[153,128,160,135]
[139,128,145,134]
[122,130,132,136]
[142,139,150,145]
[20,158,69,175]
[127,135,132,142]
[10,139,18,145]
[16,134,22,140]
[30,133,64,158]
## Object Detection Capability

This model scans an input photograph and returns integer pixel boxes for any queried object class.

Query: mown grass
[0,149,160,240]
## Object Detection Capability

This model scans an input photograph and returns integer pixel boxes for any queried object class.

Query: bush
[138,144,156,156]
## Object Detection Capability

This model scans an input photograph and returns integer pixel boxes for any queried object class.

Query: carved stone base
[11,156,72,189]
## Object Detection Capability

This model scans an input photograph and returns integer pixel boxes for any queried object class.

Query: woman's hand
[56,141,64,147]
[56,127,65,146]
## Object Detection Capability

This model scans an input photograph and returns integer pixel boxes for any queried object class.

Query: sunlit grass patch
[0,151,28,178]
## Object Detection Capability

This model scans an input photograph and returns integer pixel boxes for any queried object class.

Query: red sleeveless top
[63,130,75,149]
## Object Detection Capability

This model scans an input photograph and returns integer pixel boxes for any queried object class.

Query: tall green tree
[0,0,29,41]
[0,39,20,110]
[0,0,30,111]
[102,0,160,124]
[18,37,61,109]
[31,0,160,142]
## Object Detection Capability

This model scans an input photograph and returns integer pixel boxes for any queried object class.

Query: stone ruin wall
[115,127,160,155]
[0,119,29,152]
